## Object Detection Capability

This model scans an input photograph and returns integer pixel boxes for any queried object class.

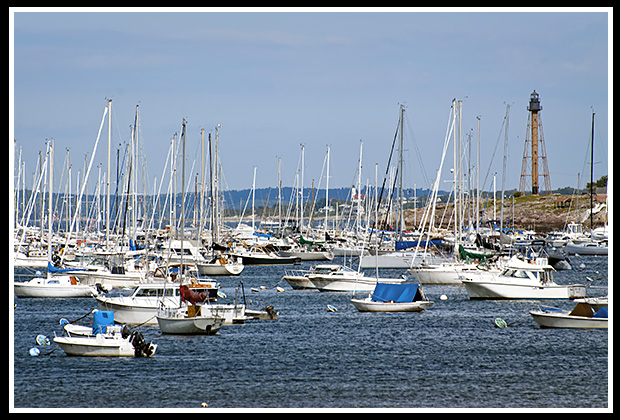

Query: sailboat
[565,112,608,255]
[13,140,98,298]
[155,120,226,335]
[350,282,434,312]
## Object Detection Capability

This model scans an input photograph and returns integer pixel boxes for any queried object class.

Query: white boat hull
[529,310,608,329]
[76,270,146,288]
[53,335,157,357]
[197,262,244,276]
[408,263,490,285]
[462,280,587,300]
[350,298,434,312]
[279,250,334,261]
[310,276,406,292]
[14,276,97,298]
[156,311,224,334]
[282,274,317,290]
[564,241,608,255]
[96,296,175,325]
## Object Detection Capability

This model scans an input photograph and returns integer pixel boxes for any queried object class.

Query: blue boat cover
[395,239,442,251]
[371,283,420,303]
[92,310,115,334]
[593,307,608,319]
[47,262,86,273]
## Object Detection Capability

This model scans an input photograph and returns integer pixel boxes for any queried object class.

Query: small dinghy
[53,310,157,357]
[529,302,608,329]
[350,282,434,313]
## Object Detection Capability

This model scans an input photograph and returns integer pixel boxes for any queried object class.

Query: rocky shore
[404,193,608,233]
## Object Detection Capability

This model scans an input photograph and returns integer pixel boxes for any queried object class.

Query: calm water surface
[12,255,609,409]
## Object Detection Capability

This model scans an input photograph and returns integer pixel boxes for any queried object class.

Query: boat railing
[283,268,313,277]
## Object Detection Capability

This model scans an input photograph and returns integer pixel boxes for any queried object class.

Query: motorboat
[461,255,587,300]
[14,273,98,298]
[282,267,319,290]
[53,310,157,357]
[351,282,434,312]
[564,240,608,255]
[156,284,225,334]
[407,260,497,285]
[278,236,335,261]
[95,274,220,325]
[529,302,608,329]
[156,306,225,335]
[161,239,244,276]
[305,264,406,292]
[230,244,301,265]
[197,253,244,276]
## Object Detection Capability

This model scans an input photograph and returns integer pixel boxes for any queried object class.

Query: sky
[10,8,611,197]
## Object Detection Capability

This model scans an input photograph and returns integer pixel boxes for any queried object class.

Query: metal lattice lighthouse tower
[519,90,551,195]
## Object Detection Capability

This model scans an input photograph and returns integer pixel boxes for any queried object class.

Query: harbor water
[12,254,609,409]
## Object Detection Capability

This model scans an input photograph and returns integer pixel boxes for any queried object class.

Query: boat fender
[36,334,50,346]
[494,318,507,328]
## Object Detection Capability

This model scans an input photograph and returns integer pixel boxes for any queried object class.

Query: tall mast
[106,99,112,250]
[200,128,205,243]
[324,145,330,236]
[590,111,595,232]
[46,140,53,276]
[398,104,404,240]
[180,119,186,287]
[500,104,511,232]
[452,99,458,258]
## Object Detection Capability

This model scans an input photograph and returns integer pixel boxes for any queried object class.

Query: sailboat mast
[47,140,53,275]
[106,99,112,250]
[180,119,186,289]
[590,111,595,232]
[398,104,404,240]
[325,145,330,236]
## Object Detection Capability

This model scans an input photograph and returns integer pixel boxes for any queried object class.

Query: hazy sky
[11,8,610,195]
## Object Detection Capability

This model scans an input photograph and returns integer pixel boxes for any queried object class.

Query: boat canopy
[395,239,442,251]
[371,283,422,303]
[47,262,86,273]
[92,310,115,334]
[593,307,608,319]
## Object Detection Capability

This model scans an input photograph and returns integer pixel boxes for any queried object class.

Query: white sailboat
[305,264,406,292]
[13,140,98,298]
[154,121,226,335]
[350,282,434,312]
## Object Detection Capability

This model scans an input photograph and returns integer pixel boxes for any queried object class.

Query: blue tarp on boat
[395,239,442,251]
[371,283,421,303]
[593,307,608,318]
[47,262,86,273]
[92,310,115,334]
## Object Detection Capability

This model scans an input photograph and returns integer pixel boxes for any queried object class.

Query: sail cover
[371,283,421,303]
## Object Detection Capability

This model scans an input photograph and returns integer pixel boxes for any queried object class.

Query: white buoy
[276,286,285,292]
[440,294,448,301]
[29,347,41,357]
